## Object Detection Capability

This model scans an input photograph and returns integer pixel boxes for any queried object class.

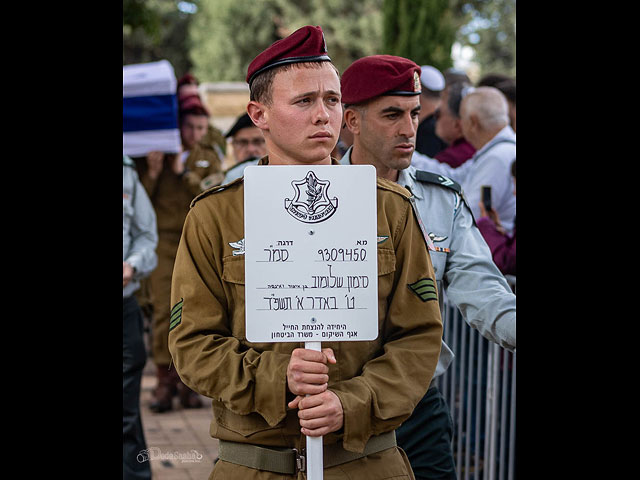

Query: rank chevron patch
[169,298,183,331]
[408,278,437,302]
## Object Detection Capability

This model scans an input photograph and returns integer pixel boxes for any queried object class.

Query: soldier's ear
[343,108,360,135]
[247,101,268,131]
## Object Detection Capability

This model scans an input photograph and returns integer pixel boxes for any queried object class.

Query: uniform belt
[218,430,397,474]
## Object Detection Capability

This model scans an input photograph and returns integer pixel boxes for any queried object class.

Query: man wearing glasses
[223,112,267,183]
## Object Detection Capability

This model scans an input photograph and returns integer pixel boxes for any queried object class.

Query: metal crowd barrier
[433,276,516,480]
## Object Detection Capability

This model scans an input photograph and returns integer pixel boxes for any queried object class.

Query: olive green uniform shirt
[137,142,223,364]
[139,143,223,236]
[169,158,442,456]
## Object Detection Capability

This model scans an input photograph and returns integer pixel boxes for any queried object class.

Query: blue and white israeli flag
[123,60,181,157]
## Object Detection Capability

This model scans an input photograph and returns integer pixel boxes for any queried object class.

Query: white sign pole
[305,340,323,479]
[244,165,378,480]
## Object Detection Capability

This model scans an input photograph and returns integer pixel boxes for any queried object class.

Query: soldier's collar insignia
[377,235,389,244]
[229,238,245,255]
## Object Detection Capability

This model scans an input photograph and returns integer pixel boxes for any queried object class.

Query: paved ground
[140,360,219,480]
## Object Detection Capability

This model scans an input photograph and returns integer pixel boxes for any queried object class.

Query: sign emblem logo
[284,171,338,223]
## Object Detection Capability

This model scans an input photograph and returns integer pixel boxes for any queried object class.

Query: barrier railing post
[507,353,516,480]
[456,307,467,474]
[438,288,515,480]
[464,326,476,480]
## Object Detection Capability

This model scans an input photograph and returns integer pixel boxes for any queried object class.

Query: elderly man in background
[412,86,516,233]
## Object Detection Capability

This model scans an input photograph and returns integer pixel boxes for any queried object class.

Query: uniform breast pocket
[221,255,246,340]
[376,248,396,297]
[374,248,396,344]
[377,248,396,276]
[430,251,447,279]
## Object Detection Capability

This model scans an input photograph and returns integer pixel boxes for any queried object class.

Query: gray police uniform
[123,155,158,298]
[123,154,158,480]
[341,148,516,479]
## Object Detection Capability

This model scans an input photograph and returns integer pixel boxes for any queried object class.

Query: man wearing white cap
[415,65,448,157]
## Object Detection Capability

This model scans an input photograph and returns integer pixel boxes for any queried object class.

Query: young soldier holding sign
[168,26,442,479]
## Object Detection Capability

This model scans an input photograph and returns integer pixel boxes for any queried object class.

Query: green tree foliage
[452,0,516,78]
[189,0,280,83]
[123,0,199,78]
[123,0,162,36]
[123,0,515,83]
[189,0,384,82]
[382,0,456,71]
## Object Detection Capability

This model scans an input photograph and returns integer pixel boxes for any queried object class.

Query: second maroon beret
[341,55,422,105]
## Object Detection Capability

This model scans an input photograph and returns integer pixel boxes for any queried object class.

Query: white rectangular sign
[244,164,378,343]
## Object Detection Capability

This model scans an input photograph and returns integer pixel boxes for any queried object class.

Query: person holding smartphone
[478,159,516,276]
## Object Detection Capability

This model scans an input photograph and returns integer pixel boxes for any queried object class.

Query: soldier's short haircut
[447,81,473,118]
[250,61,340,106]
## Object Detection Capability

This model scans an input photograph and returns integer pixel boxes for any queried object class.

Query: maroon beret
[177,73,198,88]
[341,55,422,105]
[246,25,331,85]
[179,94,209,117]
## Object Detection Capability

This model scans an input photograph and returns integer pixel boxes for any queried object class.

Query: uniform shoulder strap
[414,170,463,195]
[190,176,244,208]
[414,169,475,219]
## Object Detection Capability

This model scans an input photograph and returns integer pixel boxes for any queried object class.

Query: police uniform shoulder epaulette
[414,169,462,195]
[376,176,412,199]
[415,168,474,216]
[190,176,244,208]
[123,155,135,168]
